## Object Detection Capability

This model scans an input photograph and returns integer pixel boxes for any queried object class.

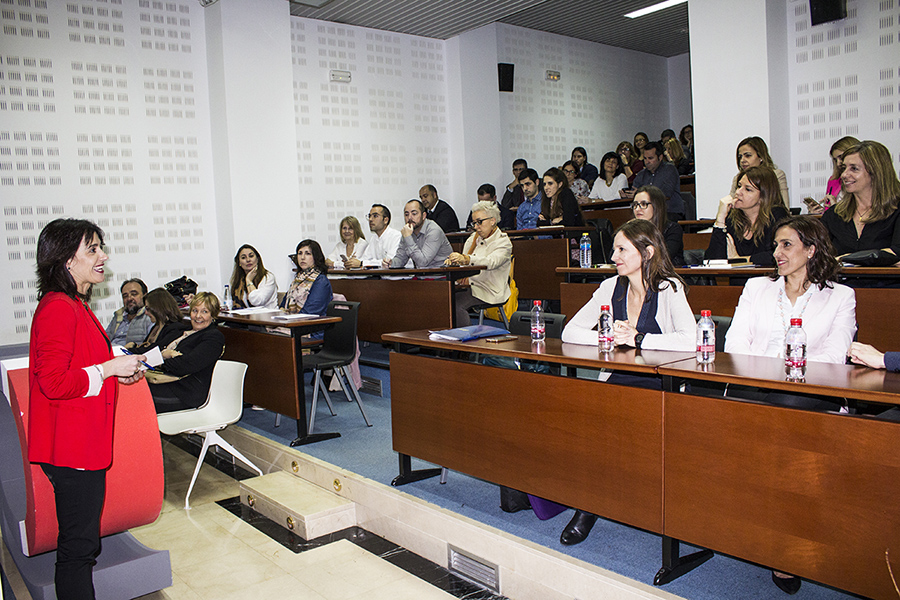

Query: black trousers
[40,464,106,600]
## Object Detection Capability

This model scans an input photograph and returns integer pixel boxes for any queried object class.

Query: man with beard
[385,199,452,269]
[106,278,153,345]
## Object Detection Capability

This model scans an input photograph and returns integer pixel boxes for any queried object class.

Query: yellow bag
[484,256,517,323]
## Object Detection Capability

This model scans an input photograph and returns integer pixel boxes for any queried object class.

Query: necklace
[777,285,813,333]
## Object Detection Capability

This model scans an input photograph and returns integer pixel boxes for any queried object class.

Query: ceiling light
[625,0,687,19]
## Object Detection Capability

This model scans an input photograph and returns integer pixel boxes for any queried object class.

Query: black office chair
[693,313,731,352]
[508,310,566,339]
[680,191,697,221]
[584,218,614,264]
[306,300,372,434]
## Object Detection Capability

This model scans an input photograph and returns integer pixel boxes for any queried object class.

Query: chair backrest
[321,300,360,362]
[680,191,697,221]
[694,314,731,352]
[157,360,248,435]
[584,218,614,264]
[508,310,566,339]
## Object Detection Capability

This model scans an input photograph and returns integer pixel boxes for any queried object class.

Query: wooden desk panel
[664,392,900,600]
[390,352,664,532]
[511,237,567,300]
[220,326,300,419]
[682,232,710,251]
[331,278,452,343]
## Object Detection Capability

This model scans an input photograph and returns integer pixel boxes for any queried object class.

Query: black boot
[771,572,801,595]
[560,510,597,545]
[499,486,532,513]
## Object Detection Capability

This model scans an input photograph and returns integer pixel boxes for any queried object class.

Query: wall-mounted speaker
[498,63,514,93]
[809,0,847,26]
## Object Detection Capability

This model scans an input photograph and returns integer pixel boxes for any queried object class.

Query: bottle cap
[601,305,610,311]
[790,317,802,326]
[701,310,711,317]
[533,300,540,307]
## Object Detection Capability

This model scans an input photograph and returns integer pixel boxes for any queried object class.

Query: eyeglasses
[471,217,493,226]
[563,169,576,175]
[366,213,383,219]
[631,201,651,210]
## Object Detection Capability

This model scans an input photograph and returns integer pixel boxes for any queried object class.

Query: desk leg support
[391,454,442,486]
[289,330,341,447]
[654,536,714,586]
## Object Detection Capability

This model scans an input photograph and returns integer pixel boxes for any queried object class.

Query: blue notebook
[428,324,510,342]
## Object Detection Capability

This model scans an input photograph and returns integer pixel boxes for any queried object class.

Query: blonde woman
[326,216,368,269]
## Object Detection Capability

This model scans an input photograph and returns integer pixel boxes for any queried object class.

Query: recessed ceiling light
[625,0,687,19]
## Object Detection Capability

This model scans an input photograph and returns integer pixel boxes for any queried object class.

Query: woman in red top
[29,218,145,599]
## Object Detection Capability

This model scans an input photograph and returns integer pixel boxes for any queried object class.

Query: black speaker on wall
[498,63,514,93]
[809,0,846,26]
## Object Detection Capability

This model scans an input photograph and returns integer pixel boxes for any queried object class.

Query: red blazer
[28,292,117,470]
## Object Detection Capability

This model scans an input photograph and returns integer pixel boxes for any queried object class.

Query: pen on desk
[120,347,154,371]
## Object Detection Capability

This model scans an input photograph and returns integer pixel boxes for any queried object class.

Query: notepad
[229,307,280,315]
[272,313,319,321]
[428,324,510,342]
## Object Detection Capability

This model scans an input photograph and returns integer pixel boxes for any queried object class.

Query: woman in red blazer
[29,219,146,600]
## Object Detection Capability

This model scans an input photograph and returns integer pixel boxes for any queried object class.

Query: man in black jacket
[419,184,460,233]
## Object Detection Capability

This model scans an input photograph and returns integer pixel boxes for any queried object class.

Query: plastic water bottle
[223,284,233,311]
[598,304,614,352]
[579,233,592,268]
[696,310,715,364]
[784,317,807,380]
[530,300,545,342]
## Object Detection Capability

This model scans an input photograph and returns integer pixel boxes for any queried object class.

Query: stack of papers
[272,313,319,321]
[229,306,279,315]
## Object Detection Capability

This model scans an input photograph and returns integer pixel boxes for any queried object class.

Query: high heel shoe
[771,571,801,595]
[560,510,597,546]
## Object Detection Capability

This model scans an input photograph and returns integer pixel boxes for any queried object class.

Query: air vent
[448,544,499,592]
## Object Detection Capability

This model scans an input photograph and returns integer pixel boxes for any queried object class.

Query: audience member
[559,218,694,546]
[664,137,693,175]
[446,201,513,326]
[388,199,452,268]
[349,204,402,268]
[849,342,900,371]
[730,136,789,207]
[632,185,684,266]
[571,146,598,187]
[633,132,649,162]
[587,152,629,202]
[562,160,590,200]
[420,184,460,233]
[466,183,514,230]
[660,129,676,145]
[326,216,368,270]
[146,291,225,414]
[679,124,694,163]
[539,167,584,227]
[817,136,860,212]
[282,240,333,316]
[626,141,685,221]
[106,278,153,346]
[617,140,643,185]
[516,168,543,230]
[707,166,790,266]
[821,140,900,259]
[501,159,528,209]
[230,244,278,309]
[131,287,185,351]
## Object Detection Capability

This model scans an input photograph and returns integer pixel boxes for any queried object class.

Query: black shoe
[772,572,801,595]
[499,486,531,513]
[560,510,597,546]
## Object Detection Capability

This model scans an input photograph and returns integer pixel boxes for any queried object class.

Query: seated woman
[130,287,185,351]
[617,140,643,186]
[326,216,368,270]
[730,136,789,207]
[558,219,695,546]
[664,137,693,175]
[562,160,590,200]
[281,239,333,317]
[570,146,598,187]
[820,140,900,260]
[230,244,278,310]
[445,201,512,326]
[679,124,693,163]
[808,136,859,214]
[632,185,684,266]
[146,292,225,414]
[706,166,790,266]
[587,152,629,202]
[539,167,585,227]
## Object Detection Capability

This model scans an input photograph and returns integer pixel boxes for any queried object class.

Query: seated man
[447,200,513,326]
[624,141,685,221]
[501,158,527,209]
[386,199,452,269]
[515,168,543,230]
[466,184,515,230]
[347,203,402,267]
[106,278,153,346]
[420,184,460,233]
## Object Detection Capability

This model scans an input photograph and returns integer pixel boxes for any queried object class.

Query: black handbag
[841,249,899,267]
[164,276,198,304]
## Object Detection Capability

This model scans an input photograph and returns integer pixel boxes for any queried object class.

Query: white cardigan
[241,271,278,309]
[562,276,696,351]
[724,276,856,364]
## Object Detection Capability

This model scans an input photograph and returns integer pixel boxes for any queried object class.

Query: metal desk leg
[289,329,341,447]
[391,453,442,486]
[654,536,714,585]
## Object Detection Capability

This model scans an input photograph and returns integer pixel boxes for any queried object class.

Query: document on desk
[229,307,280,315]
[272,313,319,321]
[428,324,509,341]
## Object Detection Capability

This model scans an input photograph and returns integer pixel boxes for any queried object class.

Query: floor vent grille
[361,375,382,397]
[448,544,499,592]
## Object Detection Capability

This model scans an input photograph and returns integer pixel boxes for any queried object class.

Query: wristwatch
[634,333,645,349]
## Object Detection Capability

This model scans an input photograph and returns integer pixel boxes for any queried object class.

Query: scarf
[284,267,322,314]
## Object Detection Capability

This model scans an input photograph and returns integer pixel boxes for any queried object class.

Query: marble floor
[0,438,502,600]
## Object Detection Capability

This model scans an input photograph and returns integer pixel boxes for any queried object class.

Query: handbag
[165,276,198,304]
[841,249,899,267]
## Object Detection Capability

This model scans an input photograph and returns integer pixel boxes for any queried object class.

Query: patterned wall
[787,0,900,201]
[0,0,218,344]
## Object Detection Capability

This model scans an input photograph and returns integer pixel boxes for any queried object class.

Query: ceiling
[288,0,690,58]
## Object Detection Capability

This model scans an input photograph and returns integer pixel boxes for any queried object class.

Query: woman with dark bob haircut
[29,218,146,597]
[281,239,332,317]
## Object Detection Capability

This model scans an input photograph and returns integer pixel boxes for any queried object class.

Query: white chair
[157,360,263,509]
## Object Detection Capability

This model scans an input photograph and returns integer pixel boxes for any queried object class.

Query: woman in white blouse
[586,152,630,203]
[229,244,278,310]
[326,216,368,270]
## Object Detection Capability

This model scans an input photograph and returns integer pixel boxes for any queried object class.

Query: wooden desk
[678,219,714,233]
[217,311,340,446]
[327,266,483,343]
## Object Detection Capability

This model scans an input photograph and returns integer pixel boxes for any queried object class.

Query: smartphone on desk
[485,335,518,343]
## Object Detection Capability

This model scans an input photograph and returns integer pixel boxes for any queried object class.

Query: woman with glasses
[445,201,512,326]
[617,140,643,186]
[563,160,590,201]
[632,185,684,266]
[587,152,629,202]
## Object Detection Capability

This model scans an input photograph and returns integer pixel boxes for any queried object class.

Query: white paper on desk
[229,306,279,315]
[272,313,318,321]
